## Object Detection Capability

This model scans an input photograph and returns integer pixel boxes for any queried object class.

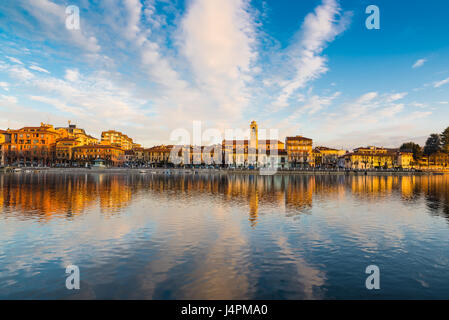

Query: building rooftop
[286,136,313,141]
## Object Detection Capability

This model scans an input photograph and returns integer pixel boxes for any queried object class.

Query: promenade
[1,167,447,176]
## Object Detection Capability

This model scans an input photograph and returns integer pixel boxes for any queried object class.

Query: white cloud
[181,0,257,116]
[0,82,9,91]
[379,103,404,117]
[405,111,432,121]
[0,94,18,104]
[434,77,449,88]
[412,58,426,68]
[5,56,23,64]
[410,102,427,108]
[64,69,80,82]
[20,0,101,53]
[8,66,35,80]
[123,0,143,41]
[29,95,84,117]
[293,91,341,117]
[29,65,50,74]
[385,92,407,102]
[273,0,351,109]
[356,91,378,104]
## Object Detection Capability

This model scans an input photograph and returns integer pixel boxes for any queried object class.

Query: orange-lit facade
[55,138,84,163]
[222,139,286,168]
[342,146,414,169]
[101,130,133,150]
[0,130,11,166]
[313,147,346,168]
[3,123,60,165]
[420,152,449,169]
[285,136,313,167]
[73,144,125,166]
[56,123,98,146]
[145,145,174,165]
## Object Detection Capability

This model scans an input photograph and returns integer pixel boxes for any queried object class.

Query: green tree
[441,126,449,153]
[399,142,423,160]
[424,134,442,155]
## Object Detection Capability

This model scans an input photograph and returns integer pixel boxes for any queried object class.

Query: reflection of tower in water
[248,190,259,228]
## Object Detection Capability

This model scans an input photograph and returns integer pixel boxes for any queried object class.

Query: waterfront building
[55,138,84,164]
[420,152,449,169]
[285,136,313,168]
[222,121,287,168]
[101,130,134,150]
[54,123,99,165]
[145,145,174,166]
[124,150,136,164]
[0,130,11,166]
[72,144,125,167]
[133,147,145,163]
[55,122,98,145]
[397,152,414,169]
[221,139,286,168]
[342,146,414,169]
[4,123,60,166]
[313,147,346,168]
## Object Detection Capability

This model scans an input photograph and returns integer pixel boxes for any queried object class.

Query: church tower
[250,121,258,151]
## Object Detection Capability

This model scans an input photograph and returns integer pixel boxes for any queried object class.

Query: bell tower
[250,121,258,151]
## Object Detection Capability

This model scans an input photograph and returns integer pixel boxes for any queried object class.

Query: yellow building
[342,146,414,169]
[55,138,84,163]
[397,152,414,169]
[133,147,145,163]
[420,152,449,169]
[56,122,97,144]
[4,123,60,165]
[222,121,287,168]
[313,146,346,168]
[53,123,99,164]
[285,135,313,167]
[73,144,124,167]
[0,130,11,166]
[222,139,286,167]
[101,130,134,150]
[145,145,174,166]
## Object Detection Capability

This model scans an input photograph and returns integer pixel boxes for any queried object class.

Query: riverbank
[1,167,447,176]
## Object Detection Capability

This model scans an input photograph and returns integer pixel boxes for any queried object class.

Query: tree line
[400,126,449,160]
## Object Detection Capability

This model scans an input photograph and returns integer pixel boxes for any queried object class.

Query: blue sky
[0,0,448,149]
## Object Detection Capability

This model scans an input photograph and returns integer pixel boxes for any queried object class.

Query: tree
[424,134,442,155]
[400,142,423,160]
[441,127,449,154]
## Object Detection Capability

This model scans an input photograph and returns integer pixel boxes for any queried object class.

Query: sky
[0,0,448,149]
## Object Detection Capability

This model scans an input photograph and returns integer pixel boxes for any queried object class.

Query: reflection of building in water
[0,174,134,220]
[98,175,133,214]
[400,176,415,199]
[350,176,395,198]
[284,176,313,211]
[248,191,259,228]
[420,176,449,221]
[2,173,448,226]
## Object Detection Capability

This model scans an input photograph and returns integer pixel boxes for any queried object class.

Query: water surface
[0,173,448,299]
